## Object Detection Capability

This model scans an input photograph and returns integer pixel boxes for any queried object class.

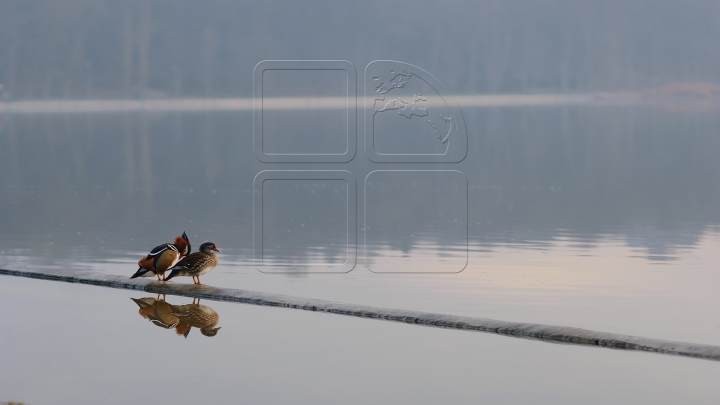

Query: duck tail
[131,267,150,279]
[130,297,148,308]
[164,269,178,281]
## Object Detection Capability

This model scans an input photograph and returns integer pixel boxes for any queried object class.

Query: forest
[2,0,720,99]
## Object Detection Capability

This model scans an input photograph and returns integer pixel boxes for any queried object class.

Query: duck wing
[165,252,216,280]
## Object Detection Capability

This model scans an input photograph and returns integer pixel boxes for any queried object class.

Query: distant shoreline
[2,91,719,114]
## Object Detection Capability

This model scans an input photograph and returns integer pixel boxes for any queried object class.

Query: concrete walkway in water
[2,266,719,362]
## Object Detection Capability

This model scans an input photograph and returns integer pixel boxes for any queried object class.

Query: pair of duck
[130,232,220,285]
[132,296,221,337]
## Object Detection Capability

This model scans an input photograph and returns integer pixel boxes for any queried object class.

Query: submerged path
[2,266,719,362]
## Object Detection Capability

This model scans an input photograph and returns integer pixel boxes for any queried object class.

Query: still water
[1,105,720,402]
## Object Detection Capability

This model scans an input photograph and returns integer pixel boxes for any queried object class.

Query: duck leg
[196,276,203,285]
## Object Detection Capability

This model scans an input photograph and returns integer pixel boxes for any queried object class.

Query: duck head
[174,232,192,257]
[199,242,221,254]
[200,326,222,337]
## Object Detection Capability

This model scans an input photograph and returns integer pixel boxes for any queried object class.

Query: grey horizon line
[0,93,651,114]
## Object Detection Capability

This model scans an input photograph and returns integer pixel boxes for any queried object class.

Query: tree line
[1,0,720,99]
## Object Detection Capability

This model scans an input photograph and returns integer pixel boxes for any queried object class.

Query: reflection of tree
[1,106,720,262]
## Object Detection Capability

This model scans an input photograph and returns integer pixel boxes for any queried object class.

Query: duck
[164,242,220,285]
[166,298,221,337]
[131,232,192,281]
[130,297,180,329]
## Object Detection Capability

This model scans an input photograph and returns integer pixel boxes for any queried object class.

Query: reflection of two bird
[131,296,222,337]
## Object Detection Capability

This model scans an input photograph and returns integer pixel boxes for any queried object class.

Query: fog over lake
[2,1,720,404]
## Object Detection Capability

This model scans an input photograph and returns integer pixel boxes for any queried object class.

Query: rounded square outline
[363,169,468,274]
[253,60,357,163]
[253,170,357,273]
[363,60,468,163]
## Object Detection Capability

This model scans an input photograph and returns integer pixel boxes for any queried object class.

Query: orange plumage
[131,232,192,281]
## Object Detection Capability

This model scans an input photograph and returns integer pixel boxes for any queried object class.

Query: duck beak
[213,247,221,252]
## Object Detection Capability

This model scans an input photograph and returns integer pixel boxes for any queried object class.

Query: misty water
[2,104,720,402]
[4,1,720,403]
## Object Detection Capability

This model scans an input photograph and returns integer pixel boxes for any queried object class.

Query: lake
[1,103,720,403]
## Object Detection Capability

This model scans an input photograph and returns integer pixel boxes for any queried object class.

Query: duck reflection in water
[131,296,222,337]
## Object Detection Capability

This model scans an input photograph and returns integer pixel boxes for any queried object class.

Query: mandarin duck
[166,299,221,337]
[131,232,192,281]
[131,297,180,329]
[164,242,220,285]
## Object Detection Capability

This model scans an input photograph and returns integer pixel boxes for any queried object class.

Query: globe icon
[365,60,467,162]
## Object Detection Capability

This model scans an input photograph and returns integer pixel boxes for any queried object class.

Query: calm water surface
[1,107,720,402]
